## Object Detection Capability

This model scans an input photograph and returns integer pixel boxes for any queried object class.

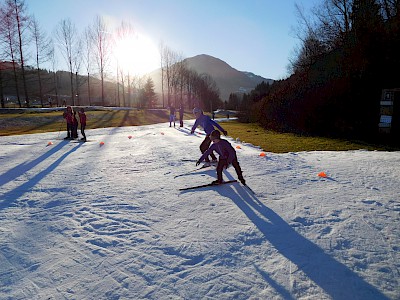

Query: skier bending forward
[196,130,246,185]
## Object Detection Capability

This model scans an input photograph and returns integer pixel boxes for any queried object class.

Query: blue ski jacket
[191,114,225,135]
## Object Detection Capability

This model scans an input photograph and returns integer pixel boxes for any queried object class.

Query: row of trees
[0,0,222,110]
[238,0,400,143]
[0,0,150,108]
[158,43,222,111]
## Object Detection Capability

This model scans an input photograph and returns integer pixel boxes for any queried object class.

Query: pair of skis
[179,179,255,194]
[177,160,255,194]
[179,180,237,191]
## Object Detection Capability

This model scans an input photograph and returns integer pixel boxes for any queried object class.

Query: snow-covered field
[0,121,399,299]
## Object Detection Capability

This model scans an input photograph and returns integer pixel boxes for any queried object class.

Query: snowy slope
[0,122,399,299]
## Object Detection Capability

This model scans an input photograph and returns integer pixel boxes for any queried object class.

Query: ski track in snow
[0,122,399,299]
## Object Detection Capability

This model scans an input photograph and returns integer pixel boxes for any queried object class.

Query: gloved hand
[222,130,228,136]
[196,161,200,166]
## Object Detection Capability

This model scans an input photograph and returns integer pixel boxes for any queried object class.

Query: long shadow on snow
[0,140,69,188]
[216,180,389,300]
[0,142,82,210]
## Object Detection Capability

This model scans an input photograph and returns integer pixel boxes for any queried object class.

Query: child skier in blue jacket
[196,130,245,185]
[191,108,227,164]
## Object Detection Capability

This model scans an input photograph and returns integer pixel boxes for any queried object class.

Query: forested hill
[243,1,400,146]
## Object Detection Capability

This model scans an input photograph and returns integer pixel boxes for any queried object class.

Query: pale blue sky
[27,0,320,80]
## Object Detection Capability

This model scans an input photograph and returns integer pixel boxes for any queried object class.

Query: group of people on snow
[62,106,87,142]
[168,105,184,127]
[62,104,245,185]
[190,107,246,186]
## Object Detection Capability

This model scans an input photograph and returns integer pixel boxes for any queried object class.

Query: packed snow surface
[0,122,399,299]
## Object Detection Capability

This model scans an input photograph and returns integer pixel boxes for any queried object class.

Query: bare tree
[289,1,351,73]
[289,33,327,73]
[0,49,6,108]
[195,73,220,112]
[0,1,21,107]
[90,15,112,106]
[159,45,183,107]
[73,38,83,105]
[83,28,93,105]
[159,40,165,108]
[160,44,176,107]
[0,0,30,107]
[11,0,30,106]
[183,68,198,109]
[50,43,59,106]
[378,0,399,19]
[314,0,353,47]
[30,16,52,107]
[55,18,78,105]
[114,21,136,107]
[171,53,186,107]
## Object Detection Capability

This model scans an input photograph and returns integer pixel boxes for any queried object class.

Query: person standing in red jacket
[78,108,87,142]
[62,106,74,139]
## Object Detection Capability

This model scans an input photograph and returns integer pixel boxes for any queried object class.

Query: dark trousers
[217,158,244,183]
[81,125,86,140]
[66,123,73,138]
[72,124,78,138]
[200,135,217,162]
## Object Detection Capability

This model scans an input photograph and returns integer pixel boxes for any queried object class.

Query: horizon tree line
[0,0,222,111]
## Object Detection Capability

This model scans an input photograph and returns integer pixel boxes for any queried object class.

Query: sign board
[379,89,400,134]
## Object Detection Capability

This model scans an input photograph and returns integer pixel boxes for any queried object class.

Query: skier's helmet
[210,130,221,140]
[193,107,202,115]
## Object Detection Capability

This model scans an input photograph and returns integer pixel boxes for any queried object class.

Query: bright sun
[114,33,160,76]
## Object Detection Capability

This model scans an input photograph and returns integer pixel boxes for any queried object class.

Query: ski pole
[57,118,65,139]
[174,164,212,178]
[243,184,255,195]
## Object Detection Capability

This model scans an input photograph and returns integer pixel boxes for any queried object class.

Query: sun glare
[114,33,160,76]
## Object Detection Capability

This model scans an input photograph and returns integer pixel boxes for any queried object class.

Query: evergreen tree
[143,77,157,108]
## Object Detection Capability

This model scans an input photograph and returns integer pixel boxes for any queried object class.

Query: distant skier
[191,107,227,165]
[169,106,176,127]
[62,106,74,139]
[179,104,184,127]
[78,108,87,142]
[196,130,245,185]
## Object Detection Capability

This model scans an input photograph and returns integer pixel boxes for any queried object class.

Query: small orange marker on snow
[99,141,105,146]
[259,152,266,157]
[161,132,165,135]
[128,135,132,139]
[236,145,241,149]
[47,141,53,146]
[318,172,327,178]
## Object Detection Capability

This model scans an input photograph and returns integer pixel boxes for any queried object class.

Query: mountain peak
[183,54,273,99]
[150,54,273,100]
